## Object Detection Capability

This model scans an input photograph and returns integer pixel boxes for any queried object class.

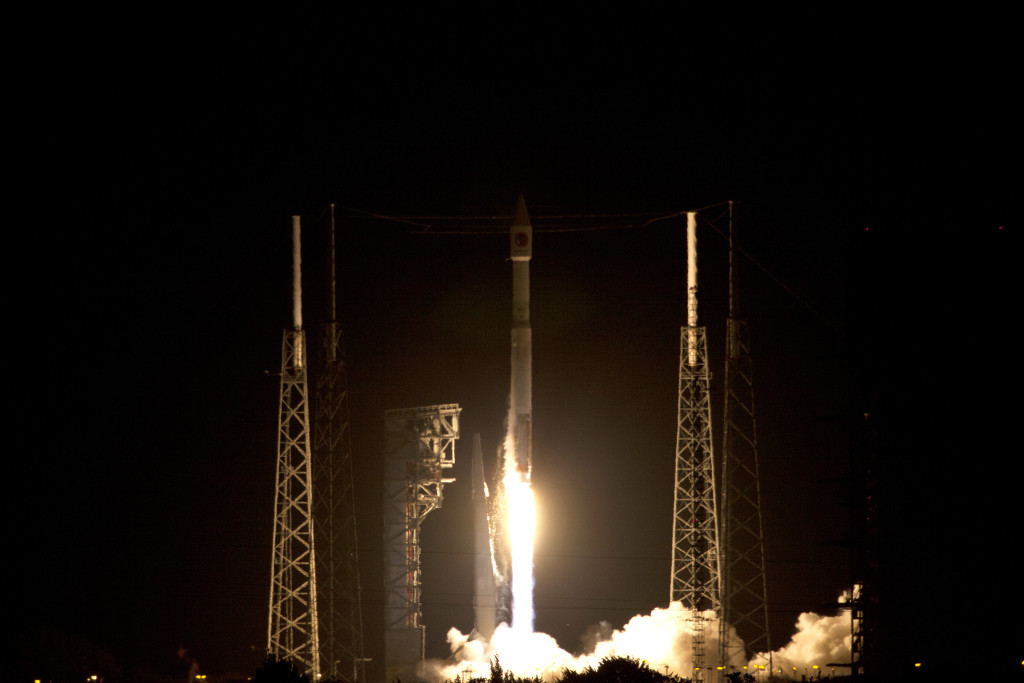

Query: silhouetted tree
[253,654,311,683]
[560,656,688,683]
[449,656,696,683]
[723,672,754,683]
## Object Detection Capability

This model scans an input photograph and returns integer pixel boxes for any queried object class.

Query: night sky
[16,8,1018,682]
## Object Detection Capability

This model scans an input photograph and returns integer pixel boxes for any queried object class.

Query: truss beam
[670,325,721,683]
[719,317,771,668]
[268,329,321,679]
[313,321,365,681]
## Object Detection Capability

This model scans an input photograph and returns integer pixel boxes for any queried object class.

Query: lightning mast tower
[383,404,461,683]
[312,205,366,682]
[718,202,771,671]
[670,211,721,683]
[268,216,321,678]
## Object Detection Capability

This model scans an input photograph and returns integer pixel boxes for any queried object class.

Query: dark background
[15,7,1018,681]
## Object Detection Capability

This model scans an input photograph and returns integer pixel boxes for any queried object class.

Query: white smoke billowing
[751,610,852,677]
[424,603,732,682]
[422,599,853,682]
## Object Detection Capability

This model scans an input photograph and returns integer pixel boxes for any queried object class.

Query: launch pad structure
[383,404,461,683]
[670,207,772,682]
[268,217,321,679]
[262,201,774,683]
[670,212,721,682]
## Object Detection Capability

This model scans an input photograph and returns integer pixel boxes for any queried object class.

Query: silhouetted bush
[447,655,691,683]
[254,654,311,683]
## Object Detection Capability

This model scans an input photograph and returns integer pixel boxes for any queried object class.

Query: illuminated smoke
[751,610,852,677]
[749,592,855,677]
[427,604,728,682]
[425,596,854,682]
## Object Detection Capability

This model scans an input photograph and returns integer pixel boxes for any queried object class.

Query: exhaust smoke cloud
[425,598,853,682]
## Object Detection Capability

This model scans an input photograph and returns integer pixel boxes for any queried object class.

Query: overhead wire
[334,200,840,331]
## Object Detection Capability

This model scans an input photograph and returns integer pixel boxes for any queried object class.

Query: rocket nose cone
[512,194,531,229]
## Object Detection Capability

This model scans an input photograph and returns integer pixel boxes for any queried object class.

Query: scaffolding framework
[313,320,365,682]
[383,404,460,683]
[670,324,721,681]
[719,317,771,666]
[268,328,321,679]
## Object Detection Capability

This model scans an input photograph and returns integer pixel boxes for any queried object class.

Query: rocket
[510,195,533,480]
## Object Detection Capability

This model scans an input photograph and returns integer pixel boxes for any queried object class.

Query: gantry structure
[718,204,771,670]
[268,217,320,679]
[383,404,461,683]
[670,212,721,683]
[312,206,365,682]
[849,399,881,677]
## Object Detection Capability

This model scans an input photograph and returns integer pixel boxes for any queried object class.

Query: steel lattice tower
[267,217,320,678]
[719,318,771,665]
[719,203,771,670]
[383,404,460,683]
[312,206,365,682]
[670,212,721,683]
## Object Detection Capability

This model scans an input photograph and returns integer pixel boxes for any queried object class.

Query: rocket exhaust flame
[504,431,535,636]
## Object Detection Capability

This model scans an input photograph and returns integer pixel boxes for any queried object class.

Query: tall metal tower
[312,206,365,682]
[383,404,461,683]
[718,202,771,670]
[670,212,721,683]
[849,401,881,677]
[268,216,320,679]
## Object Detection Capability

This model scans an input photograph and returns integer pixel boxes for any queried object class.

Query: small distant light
[914,662,922,668]
[865,226,870,231]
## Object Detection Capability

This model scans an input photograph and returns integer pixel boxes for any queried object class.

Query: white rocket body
[510,195,533,480]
